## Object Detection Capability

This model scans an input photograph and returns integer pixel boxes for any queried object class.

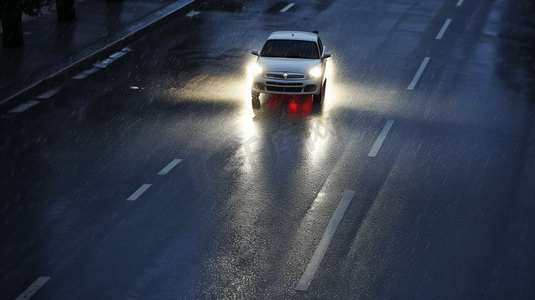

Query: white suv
[250,31,331,107]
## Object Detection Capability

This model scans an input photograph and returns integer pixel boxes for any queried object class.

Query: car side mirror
[322,52,332,59]
[251,50,259,56]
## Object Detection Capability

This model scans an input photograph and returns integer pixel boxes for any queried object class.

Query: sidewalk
[0,0,195,107]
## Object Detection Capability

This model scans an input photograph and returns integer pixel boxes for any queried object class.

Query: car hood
[257,57,319,74]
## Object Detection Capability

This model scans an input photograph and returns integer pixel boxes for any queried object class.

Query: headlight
[248,62,263,77]
[308,66,323,78]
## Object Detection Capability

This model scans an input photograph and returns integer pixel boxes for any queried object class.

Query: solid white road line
[456,0,464,6]
[295,190,356,291]
[158,159,182,175]
[8,100,40,113]
[280,3,295,12]
[15,276,50,300]
[407,57,430,90]
[127,184,152,201]
[436,19,452,39]
[368,120,394,157]
[35,88,60,99]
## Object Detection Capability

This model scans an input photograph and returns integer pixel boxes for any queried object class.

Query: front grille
[265,81,303,86]
[266,73,284,79]
[266,86,303,93]
[266,73,305,79]
[287,74,305,79]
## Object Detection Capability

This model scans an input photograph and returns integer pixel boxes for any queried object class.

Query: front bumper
[252,75,322,95]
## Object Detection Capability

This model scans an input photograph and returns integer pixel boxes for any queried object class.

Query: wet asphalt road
[2,0,535,299]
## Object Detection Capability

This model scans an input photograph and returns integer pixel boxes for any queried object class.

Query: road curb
[0,0,196,109]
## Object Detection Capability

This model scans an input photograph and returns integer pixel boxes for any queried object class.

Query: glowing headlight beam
[308,66,322,78]
[248,62,263,77]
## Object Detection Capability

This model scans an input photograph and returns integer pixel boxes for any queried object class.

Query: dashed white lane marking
[295,190,356,291]
[127,184,152,201]
[407,57,430,90]
[158,159,182,175]
[82,50,128,74]
[436,18,452,39]
[280,3,295,12]
[15,276,50,300]
[456,0,464,6]
[35,88,60,99]
[8,100,40,113]
[368,120,394,157]
[93,58,115,69]
[72,73,88,80]
[84,68,100,75]
[109,51,128,59]
[186,10,201,17]
[72,68,99,80]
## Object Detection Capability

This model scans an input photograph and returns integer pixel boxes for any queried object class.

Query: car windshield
[261,40,319,59]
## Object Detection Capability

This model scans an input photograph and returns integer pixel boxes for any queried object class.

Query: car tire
[252,91,260,109]
[313,79,326,103]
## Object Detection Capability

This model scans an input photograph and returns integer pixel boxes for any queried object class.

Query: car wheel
[252,91,260,109]
[313,79,326,103]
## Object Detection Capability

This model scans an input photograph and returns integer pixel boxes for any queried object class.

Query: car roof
[267,31,318,42]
